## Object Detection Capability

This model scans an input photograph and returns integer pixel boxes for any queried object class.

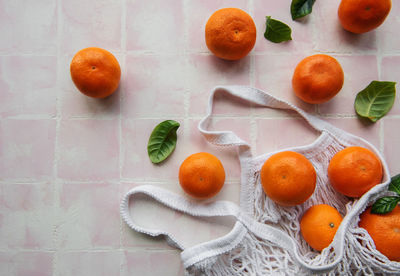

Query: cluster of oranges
[179,146,398,261]
[67,0,398,264]
[260,147,383,253]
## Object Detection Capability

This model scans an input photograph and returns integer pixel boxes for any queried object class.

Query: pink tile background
[58,119,119,181]
[1,0,399,275]
[60,0,122,54]
[0,119,56,181]
[253,0,314,53]
[0,0,57,54]
[0,252,53,276]
[57,182,120,249]
[0,56,57,117]
[0,183,54,250]
[123,55,186,118]
[127,0,184,53]
[56,251,122,276]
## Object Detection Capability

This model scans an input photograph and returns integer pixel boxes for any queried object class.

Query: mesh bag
[121,86,400,275]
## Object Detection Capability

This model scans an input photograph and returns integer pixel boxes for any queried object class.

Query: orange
[328,146,383,198]
[205,8,256,61]
[338,0,392,34]
[179,152,225,199]
[70,47,121,98]
[300,204,343,251]
[260,151,316,206]
[359,206,400,261]
[292,54,344,104]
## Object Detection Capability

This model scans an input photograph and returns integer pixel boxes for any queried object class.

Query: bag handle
[121,185,343,273]
[120,185,242,250]
[198,86,341,153]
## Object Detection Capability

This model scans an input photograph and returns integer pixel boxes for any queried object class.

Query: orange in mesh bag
[121,86,399,275]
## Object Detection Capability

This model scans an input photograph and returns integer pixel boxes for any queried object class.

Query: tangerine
[292,54,344,104]
[338,0,392,34]
[70,47,121,98]
[328,146,383,197]
[205,8,256,60]
[260,151,316,206]
[359,206,400,262]
[179,152,225,199]
[300,204,343,251]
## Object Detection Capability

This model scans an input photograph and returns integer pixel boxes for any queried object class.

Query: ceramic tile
[381,56,400,116]
[57,251,121,276]
[127,0,184,53]
[314,0,377,53]
[378,1,400,54]
[0,119,56,181]
[0,0,57,54]
[325,117,381,149]
[383,118,400,173]
[0,56,57,117]
[0,252,53,276]
[255,117,320,156]
[318,55,379,115]
[187,54,251,116]
[254,54,315,116]
[122,250,183,276]
[0,183,53,249]
[58,119,119,181]
[122,55,186,118]
[121,119,186,181]
[61,0,122,54]
[57,182,120,249]
[253,0,314,53]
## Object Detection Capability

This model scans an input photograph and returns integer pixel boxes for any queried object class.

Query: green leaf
[147,120,180,164]
[354,81,396,122]
[371,196,400,214]
[264,16,292,43]
[389,174,400,195]
[291,0,316,20]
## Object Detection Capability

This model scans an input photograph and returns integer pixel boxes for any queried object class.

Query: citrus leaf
[371,196,400,214]
[354,81,396,122]
[389,174,400,195]
[264,16,292,43]
[147,120,180,164]
[291,0,316,20]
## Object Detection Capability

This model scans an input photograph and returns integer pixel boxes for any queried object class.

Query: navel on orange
[260,151,316,206]
[300,204,343,251]
[205,8,256,61]
[179,152,225,199]
[328,146,383,197]
[70,47,121,98]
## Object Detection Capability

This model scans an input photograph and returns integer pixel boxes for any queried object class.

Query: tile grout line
[53,0,63,275]
[376,28,384,155]
[183,0,190,157]
[119,0,127,273]
[249,0,257,154]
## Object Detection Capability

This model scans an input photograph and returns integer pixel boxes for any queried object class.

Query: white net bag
[121,86,400,275]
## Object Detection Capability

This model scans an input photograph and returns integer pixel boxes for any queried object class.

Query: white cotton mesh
[185,133,400,275]
[123,87,400,276]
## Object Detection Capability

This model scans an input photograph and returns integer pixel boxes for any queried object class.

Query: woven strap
[198,85,341,151]
[121,86,350,273]
[121,185,343,273]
